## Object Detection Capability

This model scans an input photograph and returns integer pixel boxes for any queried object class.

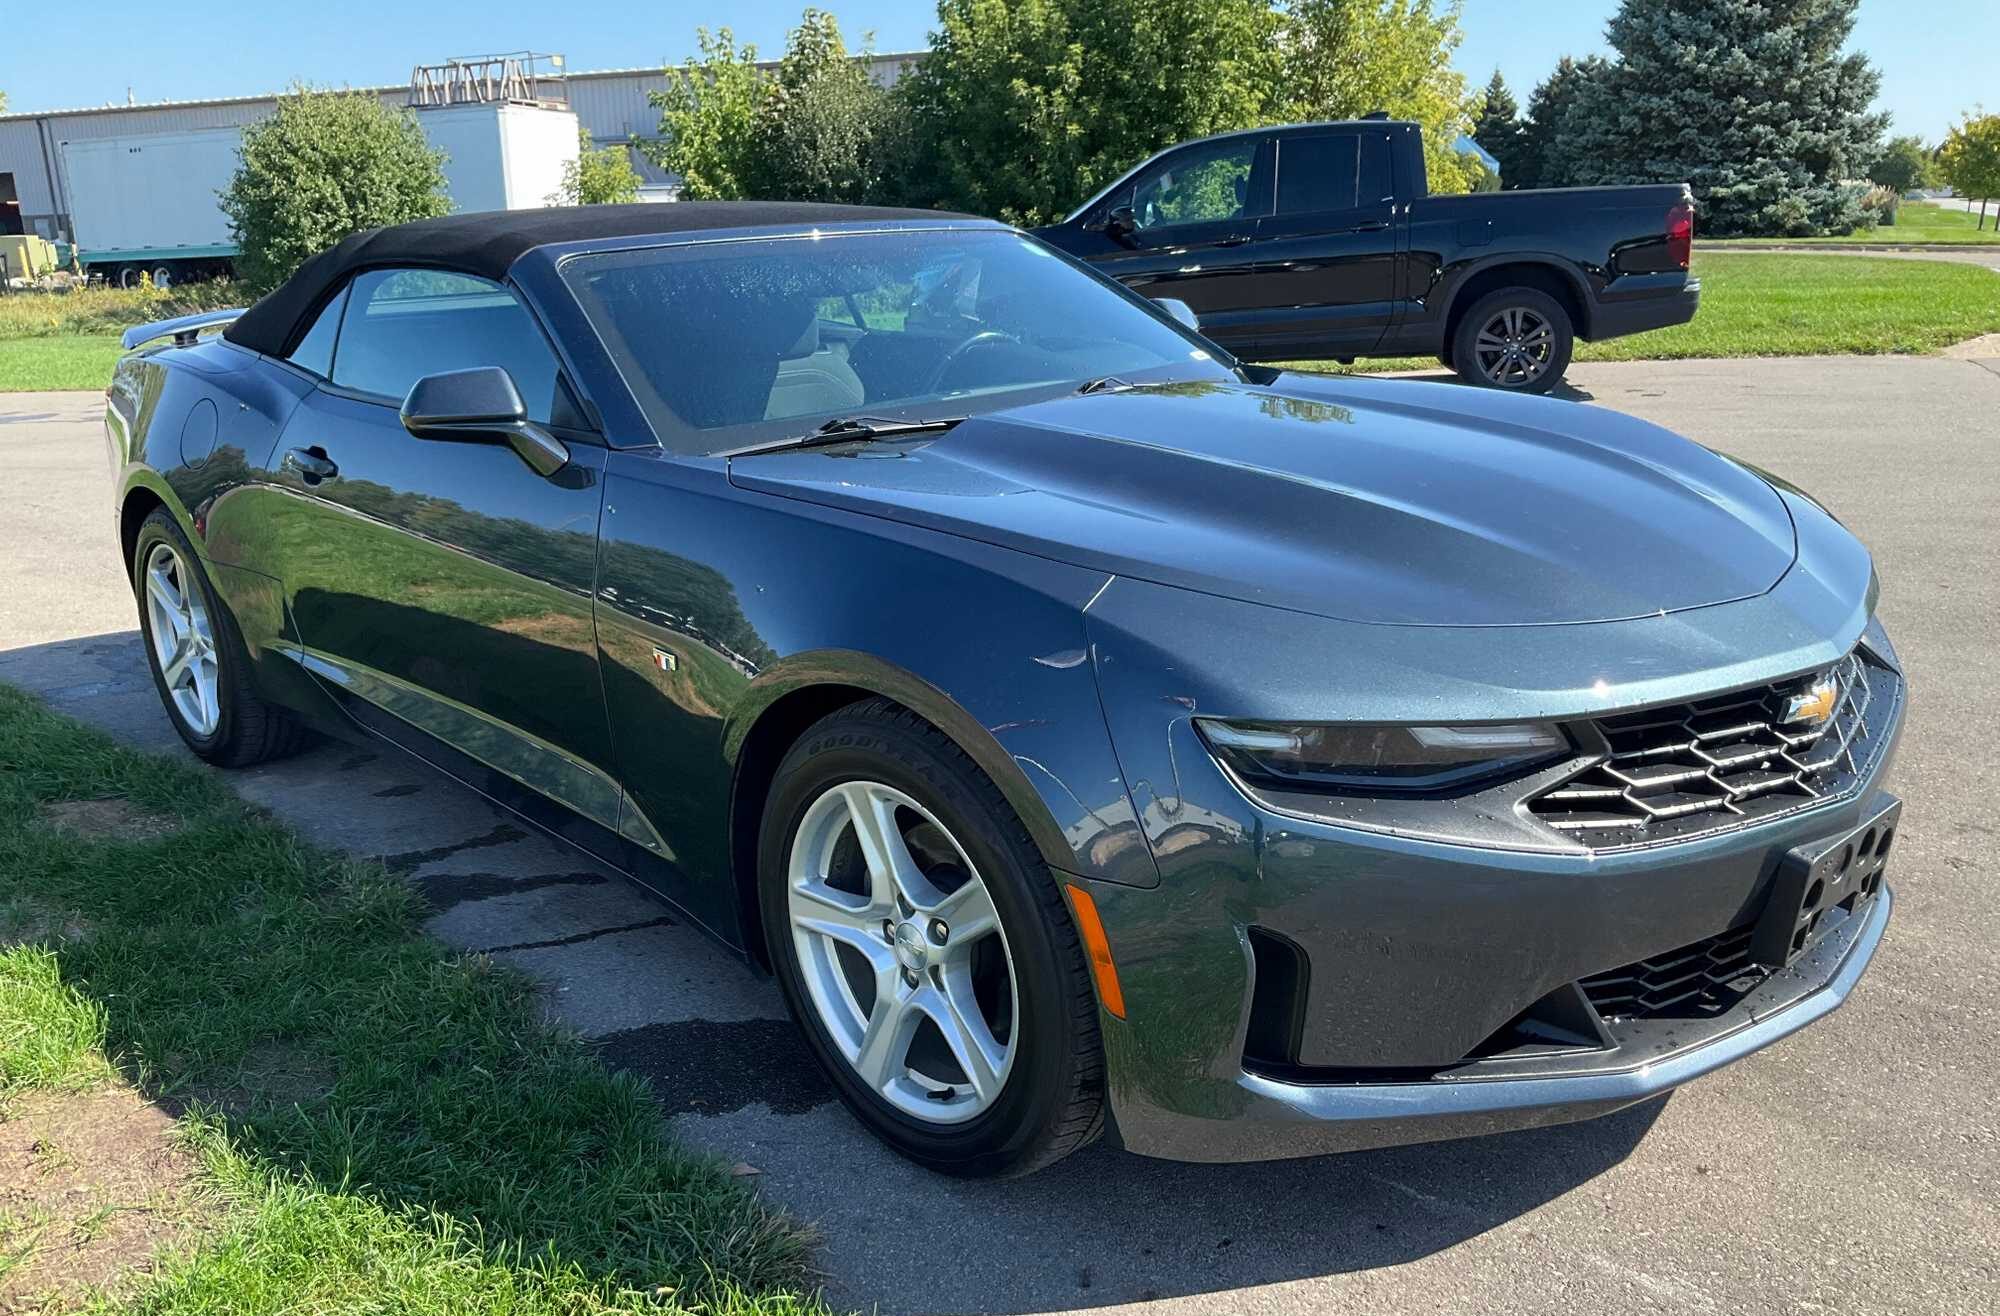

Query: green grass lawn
[0,683,832,1315]
[1281,251,2000,375]
[0,334,123,392]
[1711,201,2000,246]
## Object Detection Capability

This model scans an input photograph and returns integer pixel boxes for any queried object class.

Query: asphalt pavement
[2,355,1995,1315]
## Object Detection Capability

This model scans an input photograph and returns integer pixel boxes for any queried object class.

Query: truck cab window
[1131,140,1261,231]
[1276,134,1362,215]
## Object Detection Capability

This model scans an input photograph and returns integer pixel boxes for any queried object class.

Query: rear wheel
[1451,287,1574,394]
[132,509,307,766]
[758,699,1104,1177]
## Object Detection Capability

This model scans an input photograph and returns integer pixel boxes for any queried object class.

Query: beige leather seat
[765,317,865,420]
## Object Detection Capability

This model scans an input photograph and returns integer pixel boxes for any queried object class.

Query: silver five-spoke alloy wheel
[143,541,221,737]
[787,780,1018,1124]
[1473,305,1555,387]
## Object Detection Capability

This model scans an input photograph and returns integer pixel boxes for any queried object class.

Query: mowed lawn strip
[0,682,832,1315]
[1278,251,2000,375]
[1710,201,2000,246]
[0,334,123,392]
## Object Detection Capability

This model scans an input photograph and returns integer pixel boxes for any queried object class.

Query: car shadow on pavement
[2,631,1664,1315]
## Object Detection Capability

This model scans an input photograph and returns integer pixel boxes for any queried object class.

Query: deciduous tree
[642,28,769,200]
[1866,135,1933,194]
[1939,112,2000,229]
[892,0,1281,224]
[219,86,448,294]
[550,128,643,206]
[1281,0,1484,194]
[1559,0,1885,236]
[750,9,893,203]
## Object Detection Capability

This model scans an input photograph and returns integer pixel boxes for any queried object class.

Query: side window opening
[286,284,349,379]
[329,268,567,425]
[1131,140,1263,232]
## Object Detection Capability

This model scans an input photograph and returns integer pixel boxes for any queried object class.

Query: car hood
[726,376,1798,627]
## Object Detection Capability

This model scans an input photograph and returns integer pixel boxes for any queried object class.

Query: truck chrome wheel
[142,541,221,737]
[787,779,1018,1124]
[1473,306,1555,386]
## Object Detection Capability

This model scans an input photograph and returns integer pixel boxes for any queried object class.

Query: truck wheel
[1451,288,1573,394]
[151,266,174,289]
[117,266,142,289]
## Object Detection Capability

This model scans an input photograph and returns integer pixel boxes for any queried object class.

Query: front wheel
[758,699,1105,1177]
[1451,287,1574,394]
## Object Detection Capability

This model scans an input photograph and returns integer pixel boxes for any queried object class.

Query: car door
[265,267,623,856]
[1074,135,1275,342]
[1243,129,1403,354]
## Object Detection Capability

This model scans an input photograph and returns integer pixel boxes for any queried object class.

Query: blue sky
[5,1,1989,142]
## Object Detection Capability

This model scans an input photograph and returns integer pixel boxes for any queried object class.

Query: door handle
[282,445,338,485]
[1352,220,1391,233]
[1215,234,1253,247]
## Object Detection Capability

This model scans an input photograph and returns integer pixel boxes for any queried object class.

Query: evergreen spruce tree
[1516,56,1609,190]
[1472,71,1527,187]
[1560,0,1885,235]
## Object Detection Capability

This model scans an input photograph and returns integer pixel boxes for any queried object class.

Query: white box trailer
[61,128,242,284]
[62,103,581,285]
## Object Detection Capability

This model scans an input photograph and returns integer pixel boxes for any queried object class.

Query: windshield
[560,227,1235,455]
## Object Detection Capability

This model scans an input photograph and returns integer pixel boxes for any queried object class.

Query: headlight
[1195,719,1568,794]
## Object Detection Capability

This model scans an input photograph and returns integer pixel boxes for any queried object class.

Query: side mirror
[400,367,568,477]
[1103,204,1138,244]
[1153,298,1200,332]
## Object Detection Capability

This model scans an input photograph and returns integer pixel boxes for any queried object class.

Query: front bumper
[1078,633,1904,1163]
[1103,880,1890,1163]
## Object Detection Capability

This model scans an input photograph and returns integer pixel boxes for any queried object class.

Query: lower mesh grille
[1579,925,1766,1020]
[1527,649,1895,847]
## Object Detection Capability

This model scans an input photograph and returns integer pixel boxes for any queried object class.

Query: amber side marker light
[1064,883,1127,1019]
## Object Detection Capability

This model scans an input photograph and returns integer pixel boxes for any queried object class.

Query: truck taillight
[1667,200,1694,269]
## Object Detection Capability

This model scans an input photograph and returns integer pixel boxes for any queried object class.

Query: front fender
[594,455,1157,944]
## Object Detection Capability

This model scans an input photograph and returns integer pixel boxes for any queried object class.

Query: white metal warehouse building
[0,54,919,245]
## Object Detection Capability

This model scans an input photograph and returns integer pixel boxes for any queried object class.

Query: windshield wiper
[724,415,969,458]
[1074,375,1135,395]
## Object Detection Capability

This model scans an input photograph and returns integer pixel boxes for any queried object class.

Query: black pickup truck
[1033,118,1698,392]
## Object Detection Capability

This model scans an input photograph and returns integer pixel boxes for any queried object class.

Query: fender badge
[651,648,678,673]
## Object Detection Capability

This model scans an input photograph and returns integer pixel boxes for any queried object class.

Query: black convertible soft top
[224,201,976,358]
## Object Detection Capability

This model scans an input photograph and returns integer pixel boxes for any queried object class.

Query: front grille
[1527,649,1894,847]
[1579,924,1765,1020]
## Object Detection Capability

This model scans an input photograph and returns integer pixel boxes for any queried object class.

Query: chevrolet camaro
[105,202,1905,1177]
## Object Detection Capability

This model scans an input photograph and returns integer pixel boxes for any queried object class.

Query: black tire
[758,698,1105,1177]
[131,509,308,767]
[1450,286,1574,394]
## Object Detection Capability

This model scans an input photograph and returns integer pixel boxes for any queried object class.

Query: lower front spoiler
[1112,884,1891,1164]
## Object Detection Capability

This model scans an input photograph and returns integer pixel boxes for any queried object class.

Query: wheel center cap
[893,921,929,972]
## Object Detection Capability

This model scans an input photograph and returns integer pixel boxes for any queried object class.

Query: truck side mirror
[1103,205,1138,242]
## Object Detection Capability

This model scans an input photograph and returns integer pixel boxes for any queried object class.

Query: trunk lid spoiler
[120,308,246,351]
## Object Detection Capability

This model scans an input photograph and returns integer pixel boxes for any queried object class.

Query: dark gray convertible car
[106,203,1904,1177]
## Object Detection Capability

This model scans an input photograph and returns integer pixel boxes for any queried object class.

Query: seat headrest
[782,314,821,360]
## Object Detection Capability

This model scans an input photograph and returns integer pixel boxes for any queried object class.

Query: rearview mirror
[400,367,568,477]
[1153,298,1200,332]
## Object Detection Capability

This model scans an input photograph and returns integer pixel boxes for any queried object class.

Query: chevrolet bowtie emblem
[1785,678,1839,725]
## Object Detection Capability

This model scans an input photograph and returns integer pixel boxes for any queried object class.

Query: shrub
[220,86,449,294]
